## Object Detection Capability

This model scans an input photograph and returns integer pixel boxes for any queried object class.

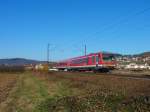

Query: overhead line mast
[47,43,50,64]
[85,45,87,56]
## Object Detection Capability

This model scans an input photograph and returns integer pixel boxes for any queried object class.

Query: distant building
[124,63,150,70]
[35,64,44,70]
[35,63,49,71]
[125,63,139,69]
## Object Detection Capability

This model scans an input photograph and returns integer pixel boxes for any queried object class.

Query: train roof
[58,52,115,63]
[58,52,100,62]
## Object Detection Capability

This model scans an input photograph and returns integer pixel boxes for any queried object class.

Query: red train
[56,52,116,72]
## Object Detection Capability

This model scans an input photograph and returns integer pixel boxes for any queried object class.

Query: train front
[101,53,117,70]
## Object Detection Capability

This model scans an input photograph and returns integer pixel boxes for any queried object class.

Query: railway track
[58,71,150,80]
[97,72,150,80]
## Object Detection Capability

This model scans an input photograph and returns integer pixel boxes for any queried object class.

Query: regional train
[56,52,117,72]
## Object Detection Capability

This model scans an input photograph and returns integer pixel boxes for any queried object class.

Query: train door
[96,55,99,63]
[96,55,99,67]
[86,57,89,65]
[92,56,95,65]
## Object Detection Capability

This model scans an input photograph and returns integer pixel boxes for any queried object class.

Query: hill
[0,58,45,66]
[139,52,150,57]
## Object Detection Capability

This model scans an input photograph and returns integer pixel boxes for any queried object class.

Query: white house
[125,63,150,70]
[125,63,139,69]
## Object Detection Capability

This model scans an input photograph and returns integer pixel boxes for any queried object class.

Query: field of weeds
[0,73,19,104]
[0,71,150,112]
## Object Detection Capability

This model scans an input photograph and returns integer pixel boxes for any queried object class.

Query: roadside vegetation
[0,71,150,112]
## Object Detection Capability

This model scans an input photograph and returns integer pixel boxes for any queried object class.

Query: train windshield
[103,54,115,62]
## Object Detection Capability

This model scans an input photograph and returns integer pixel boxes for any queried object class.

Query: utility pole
[47,43,50,64]
[85,44,86,56]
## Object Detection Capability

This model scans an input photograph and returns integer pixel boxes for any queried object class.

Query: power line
[52,7,150,60]
[78,7,150,45]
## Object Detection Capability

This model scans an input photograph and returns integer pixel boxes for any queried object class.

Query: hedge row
[0,66,25,72]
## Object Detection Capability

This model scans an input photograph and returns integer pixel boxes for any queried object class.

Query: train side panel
[56,52,116,71]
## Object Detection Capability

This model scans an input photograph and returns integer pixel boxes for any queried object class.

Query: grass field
[0,71,150,112]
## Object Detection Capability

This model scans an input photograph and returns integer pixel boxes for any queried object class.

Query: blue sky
[0,0,150,61]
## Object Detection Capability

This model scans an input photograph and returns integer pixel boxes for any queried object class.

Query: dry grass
[0,73,18,103]
[35,71,150,112]
[0,71,150,112]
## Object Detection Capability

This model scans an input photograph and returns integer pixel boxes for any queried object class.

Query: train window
[103,55,114,62]
[71,58,88,64]
[92,56,95,64]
